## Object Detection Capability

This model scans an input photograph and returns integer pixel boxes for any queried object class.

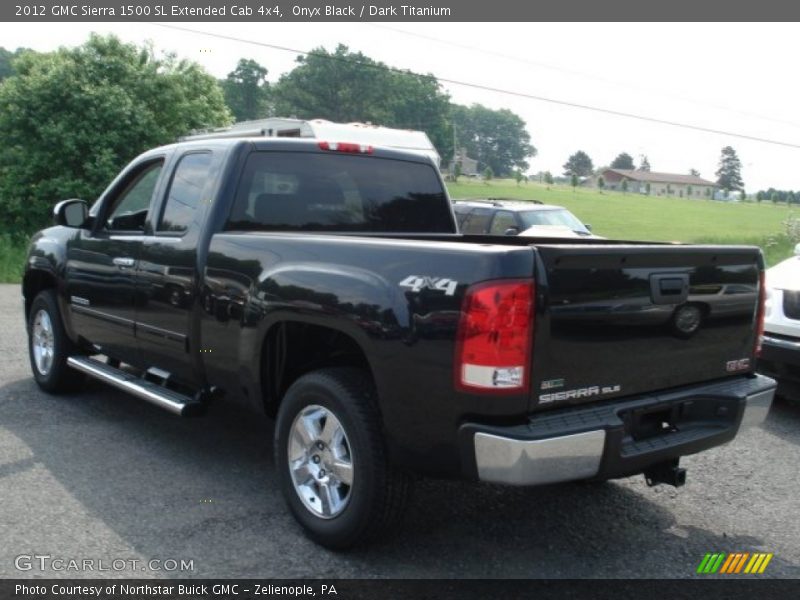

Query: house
[448,148,479,177]
[599,168,716,198]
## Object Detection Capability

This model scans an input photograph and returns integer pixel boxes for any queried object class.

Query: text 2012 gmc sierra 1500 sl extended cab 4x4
[23,137,775,548]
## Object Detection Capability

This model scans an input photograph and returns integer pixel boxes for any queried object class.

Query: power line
[367,23,800,131]
[150,23,800,150]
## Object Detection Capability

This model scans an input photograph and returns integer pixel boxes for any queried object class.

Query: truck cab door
[135,151,216,386]
[66,158,166,365]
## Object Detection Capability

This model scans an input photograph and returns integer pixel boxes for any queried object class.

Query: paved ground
[1,283,799,579]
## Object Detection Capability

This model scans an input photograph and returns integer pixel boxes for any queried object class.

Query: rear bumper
[760,334,800,370]
[459,374,776,486]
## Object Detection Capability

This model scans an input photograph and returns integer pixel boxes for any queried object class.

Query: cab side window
[105,161,164,232]
[158,152,213,233]
[461,207,492,234]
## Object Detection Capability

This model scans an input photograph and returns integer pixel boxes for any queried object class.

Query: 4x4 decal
[399,276,459,296]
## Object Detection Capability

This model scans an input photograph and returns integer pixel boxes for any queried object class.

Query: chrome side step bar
[67,356,204,416]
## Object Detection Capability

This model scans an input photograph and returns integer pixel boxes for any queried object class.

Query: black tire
[274,368,412,549]
[27,289,84,393]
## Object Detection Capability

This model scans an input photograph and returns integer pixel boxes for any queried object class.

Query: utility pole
[452,121,457,176]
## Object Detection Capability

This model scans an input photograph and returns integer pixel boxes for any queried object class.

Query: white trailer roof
[182,118,440,166]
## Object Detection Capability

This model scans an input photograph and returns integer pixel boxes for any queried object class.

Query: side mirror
[53,199,89,228]
[503,227,520,236]
[584,223,593,231]
[795,242,800,256]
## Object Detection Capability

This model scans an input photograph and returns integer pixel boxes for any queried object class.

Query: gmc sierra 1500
[23,137,775,548]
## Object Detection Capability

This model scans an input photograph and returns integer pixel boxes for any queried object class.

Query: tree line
[220,45,535,178]
[0,36,535,232]
[756,189,800,204]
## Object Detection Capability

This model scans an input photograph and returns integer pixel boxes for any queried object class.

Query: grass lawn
[448,179,798,267]
[0,180,796,283]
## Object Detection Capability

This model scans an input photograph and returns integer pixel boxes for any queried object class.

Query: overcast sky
[2,22,800,191]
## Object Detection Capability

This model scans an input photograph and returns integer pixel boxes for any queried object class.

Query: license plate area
[624,403,683,441]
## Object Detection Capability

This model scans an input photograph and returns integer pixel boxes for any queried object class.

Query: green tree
[483,166,494,182]
[610,152,635,170]
[756,191,765,203]
[0,47,34,82]
[222,58,270,121]
[451,103,535,176]
[273,44,454,163]
[0,47,17,80]
[563,150,593,177]
[0,34,231,231]
[597,176,605,191]
[739,190,747,202]
[639,155,651,171]
[453,161,461,182]
[689,168,700,177]
[645,182,651,195]
[513,170,523,186]
[705,187,711,198]
[570,173,578,188]
[715,146,744,193]
[621,178,629,193]
[544,171,554,185]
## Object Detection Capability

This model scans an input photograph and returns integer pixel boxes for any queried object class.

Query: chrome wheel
[288,404,354,519]
[32,309,55,376]
[675,305,702,334]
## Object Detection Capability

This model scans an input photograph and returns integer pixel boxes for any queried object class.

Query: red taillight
[455,280,535,394]
[755,270,766,357]
[318,141,373,154]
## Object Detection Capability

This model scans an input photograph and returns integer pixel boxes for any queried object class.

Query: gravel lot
[1,283,799,579]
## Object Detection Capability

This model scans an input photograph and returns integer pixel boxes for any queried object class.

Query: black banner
[3,580,800,600]
[3,0,800,22]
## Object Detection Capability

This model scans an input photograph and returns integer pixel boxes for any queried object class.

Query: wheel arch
[257,318,379,418]
[22,269,58,322]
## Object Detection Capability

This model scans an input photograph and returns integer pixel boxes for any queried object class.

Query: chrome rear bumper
[469,375,776,486]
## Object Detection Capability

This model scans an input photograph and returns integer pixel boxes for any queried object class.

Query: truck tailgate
[531,244,762,410]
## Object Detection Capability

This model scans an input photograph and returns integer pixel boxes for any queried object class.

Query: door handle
[112,257,136,268]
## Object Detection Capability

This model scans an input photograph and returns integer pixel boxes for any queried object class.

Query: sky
[2,22,800,192]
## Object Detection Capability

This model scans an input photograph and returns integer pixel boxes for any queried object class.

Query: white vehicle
[452,199,602,239]
[759,243,800,400]
[181,118,441,167]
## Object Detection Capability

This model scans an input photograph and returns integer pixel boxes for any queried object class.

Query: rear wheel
[274,368,412,549]
[28,290,84,393]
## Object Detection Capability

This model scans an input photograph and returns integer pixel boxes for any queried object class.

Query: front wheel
[28,289,84,393]
[274,368,412,549]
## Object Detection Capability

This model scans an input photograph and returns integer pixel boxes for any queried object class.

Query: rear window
[226,152,454,233]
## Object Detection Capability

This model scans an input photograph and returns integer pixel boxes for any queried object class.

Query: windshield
[519,209,590,234]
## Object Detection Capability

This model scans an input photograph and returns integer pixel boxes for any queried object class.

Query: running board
[66,356,204,416]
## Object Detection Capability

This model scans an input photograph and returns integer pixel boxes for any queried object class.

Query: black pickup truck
[24,137,775,548]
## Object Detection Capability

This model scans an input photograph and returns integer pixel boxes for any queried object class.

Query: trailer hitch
[644,459,686,488]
